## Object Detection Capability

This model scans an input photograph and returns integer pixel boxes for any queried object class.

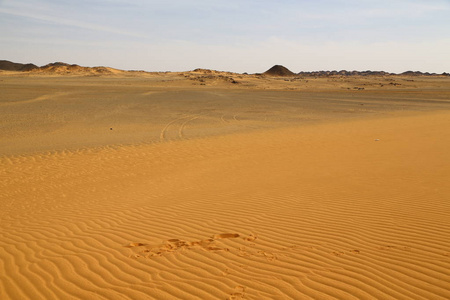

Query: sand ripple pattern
[1,112,450,299]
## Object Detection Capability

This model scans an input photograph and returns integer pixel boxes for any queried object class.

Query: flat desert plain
[1,71,450,299]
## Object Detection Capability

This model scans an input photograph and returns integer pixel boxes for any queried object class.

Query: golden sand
[1,72,450,299]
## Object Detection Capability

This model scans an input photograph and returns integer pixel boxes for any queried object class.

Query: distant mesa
[264,65,295,76]
[190,68,234,76]
[400,71,431,76]
[192,68,214,74]
[38,62,117,74]
[298,70,392,77]
[0,60,39,71]
[0,60,124,75]
[42,62,74,68]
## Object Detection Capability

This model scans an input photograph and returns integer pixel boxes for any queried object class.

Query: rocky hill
[263,65,296,76]
[0,60,39,71]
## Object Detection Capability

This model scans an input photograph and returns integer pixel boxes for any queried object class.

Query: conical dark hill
[263,65,295,76]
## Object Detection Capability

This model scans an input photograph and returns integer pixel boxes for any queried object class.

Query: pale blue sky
[1,0,449,73]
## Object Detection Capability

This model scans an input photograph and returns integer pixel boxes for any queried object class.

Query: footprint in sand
[123,242,146,248]
[228,285,246,300]
[244,233,257,242]
[125,233,261,259]
[332,249,361,256]
[257,250,277,261]
[213,233,240,239]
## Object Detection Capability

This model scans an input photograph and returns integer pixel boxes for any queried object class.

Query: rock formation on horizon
[264,65,295,76]
[0,60,38,71]
[1,60,448,76]
[0,60,124,75]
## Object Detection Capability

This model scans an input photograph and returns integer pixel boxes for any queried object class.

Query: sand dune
[1,74,450,299]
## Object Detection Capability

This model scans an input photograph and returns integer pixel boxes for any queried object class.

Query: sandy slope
[1,74,449,156]
[1,74,450,299]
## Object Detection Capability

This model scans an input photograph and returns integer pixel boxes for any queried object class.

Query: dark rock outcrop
[264,65,295,76]
[0,60,39,71]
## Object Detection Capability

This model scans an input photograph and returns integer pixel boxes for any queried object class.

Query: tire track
[220,114,230,124]
[159,115,192,142]
[160,113,208,142]
[178,115,202,139]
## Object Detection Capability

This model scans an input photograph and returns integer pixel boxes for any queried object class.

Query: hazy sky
[1,0,449,73]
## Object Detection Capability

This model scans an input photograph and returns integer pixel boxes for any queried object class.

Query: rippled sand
[1,73,450,299]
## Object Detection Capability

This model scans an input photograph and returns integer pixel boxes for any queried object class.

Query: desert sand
[1,70,450,299]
